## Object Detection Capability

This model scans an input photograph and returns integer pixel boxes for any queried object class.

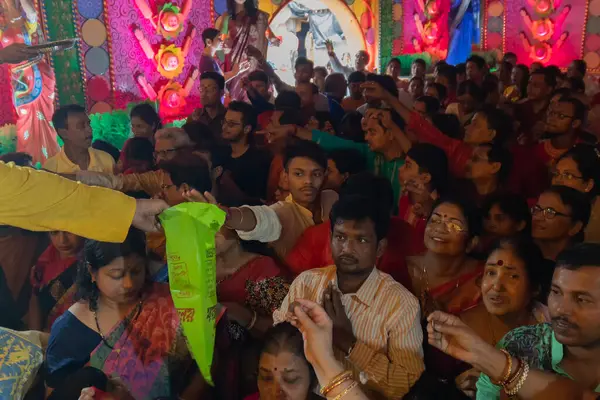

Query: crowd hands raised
[2,34,600,400]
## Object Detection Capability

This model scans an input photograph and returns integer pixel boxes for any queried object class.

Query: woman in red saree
[46,229,203,400]
[405,197,484,382]
[28,231,83,331]
[216,0,280,101]
[0,0,59,164]
[215,226,289,399]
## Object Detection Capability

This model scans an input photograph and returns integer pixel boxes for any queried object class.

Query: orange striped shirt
[273,266,424,399]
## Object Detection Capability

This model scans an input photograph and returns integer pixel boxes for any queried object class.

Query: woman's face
[482,246,532,316]
[552,157,594,194]
[215,227,238,257]
[258,350,312,400]
[131,116,155,139]
[483,204,525,238]
[531,192,576,241]
[93,254,146,305]
[50,231,83,258]
[425,203,471,256]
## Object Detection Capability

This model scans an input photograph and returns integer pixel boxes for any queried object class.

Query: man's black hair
[556,243,600,270]
[201,28,220,46]
[415,95,441,115]
[328,148,367,176]
[248,70,269,84]
[531,68,557,89]
[283,139,327,171]
[275,91,302,110]
[52,104,86,131]
[466,55,486,70]
[480,144,513,183]
[160,153,212,193]
[330,195,390,241]
[295,56,314,70]
[200,71,225,90]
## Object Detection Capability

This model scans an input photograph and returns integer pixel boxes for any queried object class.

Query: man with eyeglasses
[189,72,227,138]
[221,101,272,203]
[530,96,592,167]
[531,185,591,298]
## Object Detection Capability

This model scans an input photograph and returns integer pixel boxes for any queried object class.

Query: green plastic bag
[159,203,226,386]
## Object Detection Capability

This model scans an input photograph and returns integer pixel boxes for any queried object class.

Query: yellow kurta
[0,162,135,242]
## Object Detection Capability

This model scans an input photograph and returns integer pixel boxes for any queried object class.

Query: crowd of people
[1,10,600,399]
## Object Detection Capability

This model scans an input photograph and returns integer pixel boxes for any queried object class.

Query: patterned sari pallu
[89,284,191,400]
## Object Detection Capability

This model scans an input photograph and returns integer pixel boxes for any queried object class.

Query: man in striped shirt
[273,195,424,399]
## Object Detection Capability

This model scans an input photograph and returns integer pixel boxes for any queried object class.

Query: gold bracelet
[331,381,358,400]
[492,349,513,386]
[320,370,353,396]
[505,360,529,396]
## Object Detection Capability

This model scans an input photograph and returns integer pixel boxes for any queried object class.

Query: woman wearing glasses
[550,144,600,243]
[405,196,484,383]
[531,185,591,298]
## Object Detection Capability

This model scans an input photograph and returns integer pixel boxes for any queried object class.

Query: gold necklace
[420,262,460,317]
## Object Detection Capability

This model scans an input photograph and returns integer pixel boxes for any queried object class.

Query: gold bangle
[320,370,353,396]
[246,310,257,330]
[505,360,529,396]
[331,381,358,400]
[492,349,513,386]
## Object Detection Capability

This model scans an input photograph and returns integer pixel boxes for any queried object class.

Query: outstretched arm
[0,162,166,242]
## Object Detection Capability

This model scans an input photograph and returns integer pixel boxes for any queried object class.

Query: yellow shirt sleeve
[0,162,136,243]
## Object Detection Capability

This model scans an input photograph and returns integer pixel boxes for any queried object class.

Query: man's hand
[323,285,356,354]
[325,40,335,55]
[132,199,168,233]
[361,81,392,102]
[182,189,218,205]
[259,124,296,144]
[0,43,41,64]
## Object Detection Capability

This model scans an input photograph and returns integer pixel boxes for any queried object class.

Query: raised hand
[0,43,41,64]
[288,298,335,367]
[427,311,495,366]
[182,189,218,205]
[325,40,334,54]
[132,199,169,233]
[323,285,356,354]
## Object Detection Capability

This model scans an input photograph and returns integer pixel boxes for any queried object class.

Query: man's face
[250,80,269,99]
[285,156,325,205]
[63,112,93,149]
[222,109,247,143]
[527,74,551,100]
[413,100,428,118]
[464,112,493,145]
[314,71,326,92]
[425,84,440,101]
[549,266,600,347]
[209,36,223,51]
[294,64,313,84]
[295,83,315,109]
[154,138,180,164]
[411,62,425,78]
[331,218,382,275]
[159,173,186,206]
[364,116,390,153]
[200,78,221,107]
[355,51,369,71]
[466,61,482,82]
[545,101,576,136]
[532,192,577,241]
[324,158,345,191]
[349,81,363,98]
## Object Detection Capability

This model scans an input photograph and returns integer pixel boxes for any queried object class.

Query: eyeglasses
[531,205,571,219]
[428,215,466,234]
[222,119,242,128]
[547,109,574,120]
[551,171,584,181]
[154,147,182,160]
